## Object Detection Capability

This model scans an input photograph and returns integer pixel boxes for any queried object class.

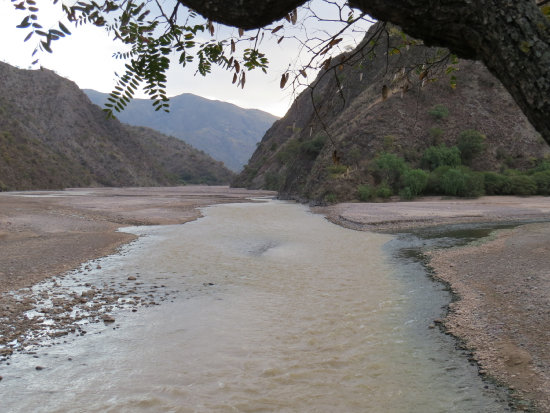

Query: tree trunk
[349,0,550,144]
[181,0,550,144]
[177,0,304,29]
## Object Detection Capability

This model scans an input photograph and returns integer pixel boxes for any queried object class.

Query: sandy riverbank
[0,186,275,358]
[0,186,275,294]
[319,196,550,412]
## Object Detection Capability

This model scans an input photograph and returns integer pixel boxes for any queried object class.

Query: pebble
[102,314,115,323]
[127,276,137,281]
[35,366,44,371]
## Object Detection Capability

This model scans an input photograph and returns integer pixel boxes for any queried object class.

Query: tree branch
[176,0,307,29]
[177,0,550,144]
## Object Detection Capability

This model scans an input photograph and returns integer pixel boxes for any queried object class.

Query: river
[0,200,509,412]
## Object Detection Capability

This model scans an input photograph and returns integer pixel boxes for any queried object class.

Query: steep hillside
[233,25,549,202]
[0,62,232,191]
[85,90,278,171]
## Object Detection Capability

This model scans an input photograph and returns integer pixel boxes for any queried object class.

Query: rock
[102,314,115,323]
[35,366,44,371]
[0,375,2,381]
[96,265,102,269]
[428,324,436,329]
[127,276,137,281]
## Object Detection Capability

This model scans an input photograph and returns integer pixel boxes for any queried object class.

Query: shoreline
[427,223,550,412]
[0,186,276,359]
[1,190,549,411]
[318,197,550,412]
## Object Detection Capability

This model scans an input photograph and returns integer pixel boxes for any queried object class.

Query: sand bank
[0,186,275,357]
[320,196,550,412]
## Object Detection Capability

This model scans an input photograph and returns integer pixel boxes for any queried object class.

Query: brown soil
[0,186,274,357]
[319,196,550,412]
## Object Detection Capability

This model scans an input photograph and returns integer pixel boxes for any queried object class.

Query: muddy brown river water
[0,200,511,412]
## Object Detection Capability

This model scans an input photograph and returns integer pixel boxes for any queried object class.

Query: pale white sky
[0,0,371,117]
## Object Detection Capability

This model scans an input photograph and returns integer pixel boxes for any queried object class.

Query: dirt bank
[316,196,550,231]
[320,196,550,412]
[428,223,550,412]
[0,186,275,294]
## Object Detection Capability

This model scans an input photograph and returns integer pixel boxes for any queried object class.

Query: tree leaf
[16,16,31,28]
[41,41,52,53]
[280,72,289,88]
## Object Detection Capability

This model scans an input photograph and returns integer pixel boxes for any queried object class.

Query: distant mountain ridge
[0,62,232,191]
[84,90,278,171]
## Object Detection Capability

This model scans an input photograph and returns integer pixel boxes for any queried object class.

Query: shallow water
[0,201,509,412]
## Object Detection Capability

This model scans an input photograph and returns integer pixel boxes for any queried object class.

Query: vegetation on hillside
[232,29,550,203]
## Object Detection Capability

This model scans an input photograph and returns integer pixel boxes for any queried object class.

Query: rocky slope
[0,62,232,191]
[85,90,278,171]
[233,25,549,202]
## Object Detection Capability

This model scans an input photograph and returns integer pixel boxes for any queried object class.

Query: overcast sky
[0,0,371,117]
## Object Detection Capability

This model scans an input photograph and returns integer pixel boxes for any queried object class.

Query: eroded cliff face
[233,26,548,202]
[0,62,232,191]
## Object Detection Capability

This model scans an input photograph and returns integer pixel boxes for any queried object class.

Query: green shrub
[457,129,486,164]
[276,139,301,164]
[376,183,393,199]
[439,168,466,196]
[532,170,550,195]
[431,166,484,197]
[483,172,511,195]
[421,144,461,170]
[348,147,362,164]
[327,164,347,176]
[264,172,282,190]
[383,135,396,151]
[399,187,415,200]
[530,160,550,174]
[373,152,408,190]
[462,170,486,197]
[300,135,327,158]
[357,184,375,201]
[508,175,537,195]
[428,104,449,120]
[429,127,444,145]
[400,168,428,198]
[325,193,337,203]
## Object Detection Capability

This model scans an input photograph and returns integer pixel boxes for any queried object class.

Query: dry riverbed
[319,196,550,412]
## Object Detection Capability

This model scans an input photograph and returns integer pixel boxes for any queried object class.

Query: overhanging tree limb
[179,0,550,144]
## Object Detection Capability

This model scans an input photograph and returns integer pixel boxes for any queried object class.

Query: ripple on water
[0,201,510,412]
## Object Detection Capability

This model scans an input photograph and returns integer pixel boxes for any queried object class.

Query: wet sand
[320,196,550,412]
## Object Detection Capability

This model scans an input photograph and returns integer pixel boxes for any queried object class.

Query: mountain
[84,90,278,171]
[232,24,549,202]
[0,62,232,191]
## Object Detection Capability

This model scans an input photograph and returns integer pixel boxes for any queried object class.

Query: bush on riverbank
[357,149,550,202]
